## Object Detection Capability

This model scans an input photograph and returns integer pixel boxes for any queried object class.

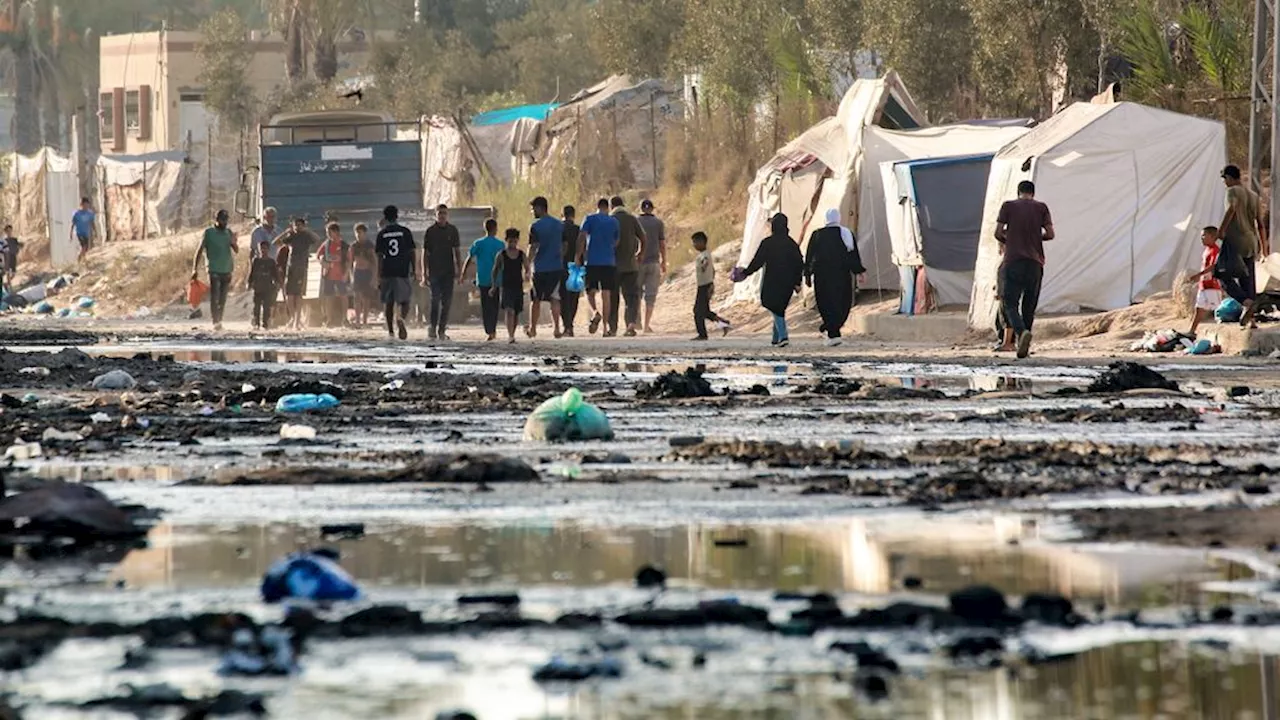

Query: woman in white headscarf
[804,209,865,346]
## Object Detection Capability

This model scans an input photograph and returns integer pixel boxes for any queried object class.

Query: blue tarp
[471,103,558,127]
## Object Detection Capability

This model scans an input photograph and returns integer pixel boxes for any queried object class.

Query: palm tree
[265,0,370,86]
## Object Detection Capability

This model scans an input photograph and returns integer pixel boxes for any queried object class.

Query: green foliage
[1180,0,1250,94]
[591,0,684,77]
[862,0,975,120]
[197,9,258,131]
[496,0,602,102]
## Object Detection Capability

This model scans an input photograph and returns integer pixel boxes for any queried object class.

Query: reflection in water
[571,644,1280,720]
[112,519,1249,607]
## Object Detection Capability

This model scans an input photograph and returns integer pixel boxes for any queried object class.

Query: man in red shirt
[1187,226,1224,336]
[995,180,1055,359]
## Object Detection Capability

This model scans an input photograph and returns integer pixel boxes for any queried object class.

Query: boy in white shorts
[1187,225,1224,337]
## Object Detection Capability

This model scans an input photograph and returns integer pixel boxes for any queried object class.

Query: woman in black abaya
[805,209,865,346]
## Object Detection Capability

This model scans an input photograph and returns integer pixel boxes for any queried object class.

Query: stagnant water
[5,339,1280,718]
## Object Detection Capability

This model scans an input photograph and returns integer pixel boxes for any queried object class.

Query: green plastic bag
[523,388,615,442]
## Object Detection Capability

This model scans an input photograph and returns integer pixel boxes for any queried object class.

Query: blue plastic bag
[1215,297,1243,323]
[76,296,95,310]
[275,393,340,413]
[565,263,586,293]
[523,388,614,441]
[261,552,361,603]
[33,301,54,314]
[1186,338,1213,355]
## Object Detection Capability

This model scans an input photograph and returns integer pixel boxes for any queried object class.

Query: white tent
[736,72,926,298]
[878,124,1033,308]
[967,102,1226,328]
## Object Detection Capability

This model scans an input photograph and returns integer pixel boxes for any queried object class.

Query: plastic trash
[21,393,38,404]
[76,296,95,310]
[17,283,47,303]
[219,626,297,676]
[41,428,83,443]
[280,423,317,441]
[1216,297,1244,323]
[19,367,50,376]
[275,393,340,413]
[56,308,71,318]
[380,379,404,392]
[565,263,587,293]
[260,551,362,603]
[90,412,111,424]
[92,370,137,391]
[533,655,624,682]
[188,278,209,308]
[4,442,42,460]
[1186,338,1214,355]
[46,275,72,292]
[33,301,54,314]
[523,388,614,442]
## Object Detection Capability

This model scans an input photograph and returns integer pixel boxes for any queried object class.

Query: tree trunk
[285,3,305,85]
[13,40,39,155]
[314,31,338,83]
[41,67,61,151]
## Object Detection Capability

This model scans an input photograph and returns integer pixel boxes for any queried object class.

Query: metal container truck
[236,110,492,324]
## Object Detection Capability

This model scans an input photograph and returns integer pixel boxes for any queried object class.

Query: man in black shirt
[375,205,419,341]
[423,203,462,341]
[560,205,582,336]
[273,216,320,331]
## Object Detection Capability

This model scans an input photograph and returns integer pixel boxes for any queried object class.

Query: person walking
[636,199,667,334]
[2,224,19,283]
[462,217,505,341]
[72,197,95,262]
[251,207,279,261]
[424,204,462,341]
[248,238,280,331]
[560,205,582,336]
[491,228,530,344]
[317,221,350,328]
[691,231,731,340]
[375,205,418,341]
[191,209,239,331]
[274,216,319,331]
[578,198,620,336]
[527,196,565,338]
[994,180,1055,359]
[735,213,804,347]
[805,208,865,347]
[1220,165,1268,327]
[351,223,376,326]
[608,197,646,337]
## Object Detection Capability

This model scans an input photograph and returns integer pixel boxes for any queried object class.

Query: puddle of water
[94,518,1249,611]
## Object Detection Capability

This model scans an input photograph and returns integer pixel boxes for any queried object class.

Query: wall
[99,30,387,155]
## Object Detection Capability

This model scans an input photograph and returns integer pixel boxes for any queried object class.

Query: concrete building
[98,29,381,155]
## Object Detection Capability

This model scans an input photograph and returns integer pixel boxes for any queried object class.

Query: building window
[125,90,141,133]
[100,93,115,141]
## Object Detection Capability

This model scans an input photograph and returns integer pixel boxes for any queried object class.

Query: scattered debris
[1086,362,1179,394]
[260,550,362,604]
[635,368,717,400]
[91,370,136,391]
[275,393,341,413]
[279,423,318,441]
[0,483,147,540]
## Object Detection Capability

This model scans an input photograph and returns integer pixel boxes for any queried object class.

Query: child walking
[691,232,731,340]
[491,228,530,344]
[1188,225,1225,336]
[249,238,281,330]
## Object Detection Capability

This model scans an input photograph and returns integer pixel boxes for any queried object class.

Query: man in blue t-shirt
[576,198,619,336]
[71,197,95,262]
[527,196,565,338]
[461,217,505,341]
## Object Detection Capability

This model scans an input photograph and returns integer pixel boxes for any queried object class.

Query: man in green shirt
[192,209,239,330]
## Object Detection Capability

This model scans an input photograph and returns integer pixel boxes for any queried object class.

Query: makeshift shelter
[880,122,1034,311]
[534,76,678,189]
[97,149,238,242]
[1,148,79,268]
[968,102,1226,329]
[736,73,925,297]
[469,103,556,186]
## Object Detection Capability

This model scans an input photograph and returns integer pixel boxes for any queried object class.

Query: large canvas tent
[736,75,1033,301]
[736,73,925,296]
[968,102,1226,328]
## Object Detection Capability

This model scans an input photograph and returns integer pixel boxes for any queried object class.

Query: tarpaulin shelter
[534,75,678,190]
[968,102,1226,328]
[97,149,239,242]
[735,72,926,299]
[1,148,80,268]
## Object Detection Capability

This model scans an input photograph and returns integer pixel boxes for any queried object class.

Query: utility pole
[1248,0,1279,243]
